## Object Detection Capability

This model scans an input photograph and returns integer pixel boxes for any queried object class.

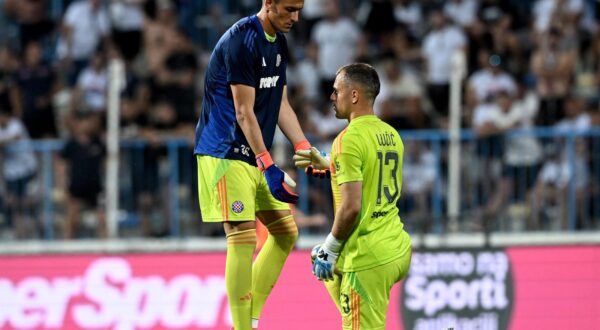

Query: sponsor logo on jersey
[259,75,280,89]
[371,211,389,219]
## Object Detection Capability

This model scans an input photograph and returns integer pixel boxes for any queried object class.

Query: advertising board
[0,246,599,329]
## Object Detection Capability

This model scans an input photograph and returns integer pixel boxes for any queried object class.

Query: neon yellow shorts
[339,251,412,330]
[196,155,290,222]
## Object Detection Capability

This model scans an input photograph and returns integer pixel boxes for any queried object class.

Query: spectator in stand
[444,0,478,29]
[533,0,584,38]
[472,0,524,77]
[129,99,184,237]
[359,0,397,42]
[59,111,106,239]
[109,0,145,62]
[541,94,593,229]
[70,48,108,116]
[376,54,429,129]
[308,101,347,152]
[3,0,55,50]
[292,43,321,104]
[530,27,577,126]
[14,41,58,139]
[0,105,38,239]
[392,0,423,39]
[422,8,467,127]
[56,0,110,86]
[400,141,438,232]
[150,28,198,127]
[554,94,592,134]
[0,47,21,120]
[297,0,325,43]
[466,51,517,119]
[477,0,519,33]
[385,27,422,64]
[143,0,179,77]
[476,90,543,230]
[311,0,362,102]
[530,139,589,230]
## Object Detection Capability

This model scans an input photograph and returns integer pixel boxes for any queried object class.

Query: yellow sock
[251,215,298,319]
[226,229,256,330]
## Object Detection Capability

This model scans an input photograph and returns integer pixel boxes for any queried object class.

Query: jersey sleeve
[278,34,289,86]
[224,28,258,87]
[333,131,363,185]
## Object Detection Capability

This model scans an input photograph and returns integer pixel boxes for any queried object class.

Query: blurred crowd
[0,0,599,240]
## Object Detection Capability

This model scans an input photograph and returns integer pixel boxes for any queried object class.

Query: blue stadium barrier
[1,127,599,240]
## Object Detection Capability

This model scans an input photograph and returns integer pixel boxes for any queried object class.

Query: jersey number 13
[376,151,399,205]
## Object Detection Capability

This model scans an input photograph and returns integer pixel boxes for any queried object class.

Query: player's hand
[256,151,299,204]
[293,147,331,178]
[312,244,338,281]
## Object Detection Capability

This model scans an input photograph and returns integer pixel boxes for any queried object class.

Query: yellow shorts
[339,251,412,330]
[196,155,290,222]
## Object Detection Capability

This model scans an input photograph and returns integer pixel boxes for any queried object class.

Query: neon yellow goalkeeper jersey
[330,115,411,272]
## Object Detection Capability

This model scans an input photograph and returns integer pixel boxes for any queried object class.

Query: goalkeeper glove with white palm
[312,233,343,281]
[293,146,331,178]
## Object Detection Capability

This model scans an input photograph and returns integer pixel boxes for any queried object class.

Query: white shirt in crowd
[0,119,37,181]
[444,0,478,27]
[469,69,518,102]
[312,17,361,79]
[402,148,437,194]
[57,0,110,60]
[554,113,592,134]
[77,67,108,112]
[302,0,325,20]
[294,59,321,103]
[422,25,467,84]
[378,67,424,100]
[376,66,424,115]
[110,1,144,31]
[473,93,543,166]
[533,0,584,33]
[393,1,422,31]
[538,155,588,189]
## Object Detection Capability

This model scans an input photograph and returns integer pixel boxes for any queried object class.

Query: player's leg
[197,155,260,330]
[224,221,257,330]
[250,181,299,327]
[339,251,411,330]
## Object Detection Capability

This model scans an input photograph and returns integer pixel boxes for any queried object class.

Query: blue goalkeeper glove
[256,151,299,204]
[312,233,343,281]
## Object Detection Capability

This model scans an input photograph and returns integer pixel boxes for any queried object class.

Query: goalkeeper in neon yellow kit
[295,63,412,329]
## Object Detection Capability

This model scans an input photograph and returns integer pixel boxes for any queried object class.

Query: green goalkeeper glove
[293,147,330,170]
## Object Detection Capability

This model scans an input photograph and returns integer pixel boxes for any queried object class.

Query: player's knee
[266,215,298,248]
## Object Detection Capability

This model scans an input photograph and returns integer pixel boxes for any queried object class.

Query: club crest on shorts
[231,201,244,213]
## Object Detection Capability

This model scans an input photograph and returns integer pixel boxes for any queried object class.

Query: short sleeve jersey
[195,15,289,166]
[330,115,410,272]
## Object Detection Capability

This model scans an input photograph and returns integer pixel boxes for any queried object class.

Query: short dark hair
[336,63,380,105]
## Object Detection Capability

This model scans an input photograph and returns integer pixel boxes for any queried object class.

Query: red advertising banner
[0,246,599,330]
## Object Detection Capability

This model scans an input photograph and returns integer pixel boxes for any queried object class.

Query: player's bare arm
[277,85,307,146]
[231,83,268,154]
[331,181,362,241]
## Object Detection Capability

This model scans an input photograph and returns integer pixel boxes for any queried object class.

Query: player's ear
[352,89,359,104]
[265,0,275,11]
